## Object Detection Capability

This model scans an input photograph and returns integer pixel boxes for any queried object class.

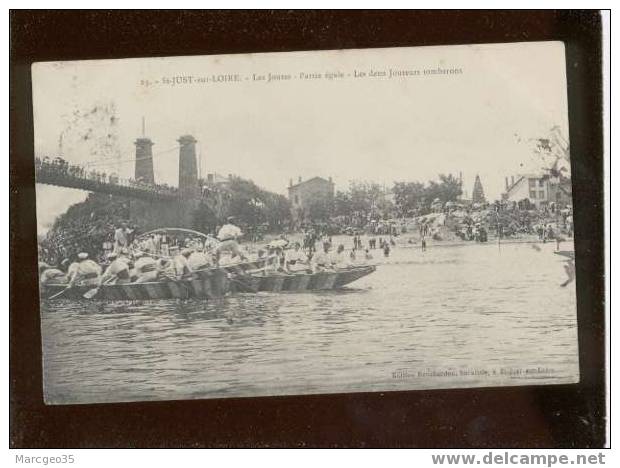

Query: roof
[288,176,333,190]
[504,173,548,195]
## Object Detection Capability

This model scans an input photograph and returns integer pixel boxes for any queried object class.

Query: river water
[41,240,579,405]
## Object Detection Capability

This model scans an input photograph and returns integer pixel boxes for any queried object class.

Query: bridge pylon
[134,137,154,184]
[129,134,201,231]
[178,135,199,199]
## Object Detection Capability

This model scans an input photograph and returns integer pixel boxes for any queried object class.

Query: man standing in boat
[173,248,193,278]
[215,216,248,265]
[113,222,133,254]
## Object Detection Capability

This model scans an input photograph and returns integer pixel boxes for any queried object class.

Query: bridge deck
[35,166,180,202]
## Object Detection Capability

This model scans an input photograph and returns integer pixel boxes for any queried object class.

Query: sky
[32,42,569,232]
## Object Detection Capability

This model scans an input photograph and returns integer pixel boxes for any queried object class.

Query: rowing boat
[40,264,377,300]
[40,257,269,300]
[230,265,376,293]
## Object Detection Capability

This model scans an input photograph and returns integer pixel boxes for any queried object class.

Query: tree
[424,174,464,209]
[306,192,333,222]
[192,202,219,233]
[534,126,571,178]
[346,181,393,222]
[226,178,265,226]
[263,193,292,229]
[393,181,426,216]
[516,126,570,179]
[333,190,353,218]
[221,176,291,230]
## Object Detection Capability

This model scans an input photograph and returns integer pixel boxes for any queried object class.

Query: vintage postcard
[32,42,578,405]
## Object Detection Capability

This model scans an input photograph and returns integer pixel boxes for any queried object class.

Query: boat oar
[83,275,117,299]
[48,284,74,300]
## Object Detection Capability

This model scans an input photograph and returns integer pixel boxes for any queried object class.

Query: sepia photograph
[31,41,579,406]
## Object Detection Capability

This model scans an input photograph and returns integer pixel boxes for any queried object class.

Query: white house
[502,174,571,210]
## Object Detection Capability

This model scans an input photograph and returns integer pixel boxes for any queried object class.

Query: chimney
[289,178,293,187]
[177,135,198,196]
[207,173,214,183]
[134,137,155,184]
[328,176,333,183]
[505,177,509,190]
[298,176,302,183]
[511,175,515,186]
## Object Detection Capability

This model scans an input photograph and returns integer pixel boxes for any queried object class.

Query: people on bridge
[67,252,102,287]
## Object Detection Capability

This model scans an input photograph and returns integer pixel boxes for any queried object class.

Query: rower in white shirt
[311,242,335,272]
[100,251,131,285]
[173,248,193,278]
[188,247,213,271]
[133,252,158,283]
[285,242,310,273]
[67,252,102,287]
[333,244,352,269]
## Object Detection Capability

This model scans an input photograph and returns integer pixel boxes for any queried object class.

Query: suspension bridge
[35,134,224,229]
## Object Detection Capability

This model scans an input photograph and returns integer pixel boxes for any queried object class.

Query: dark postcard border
[9,10,606,448]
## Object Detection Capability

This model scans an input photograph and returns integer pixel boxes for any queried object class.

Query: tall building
[472,174,486,204]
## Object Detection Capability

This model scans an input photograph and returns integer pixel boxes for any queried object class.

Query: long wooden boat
[40,265,376,300]
[230,266,376,293]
